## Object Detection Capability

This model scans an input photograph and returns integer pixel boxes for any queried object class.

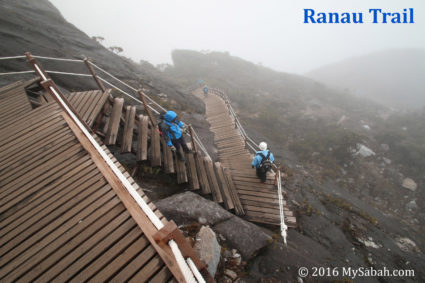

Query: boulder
[402,178,417,191]
[194,226,221,277]
[154,192,233,225]
[155,192,272,260]
[395,237,421,253]
[355,144,375,157]
[213,216,271,259]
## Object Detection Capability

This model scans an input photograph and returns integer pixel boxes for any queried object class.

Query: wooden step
[121,106,136,153]
[104,97,123,145]
[136,115,148,161]
[203,158,223,203]
[214,162,234,210]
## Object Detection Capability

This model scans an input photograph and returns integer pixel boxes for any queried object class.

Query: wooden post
[84,58,106,92]
[188,125,197,153]
[25,52,92,133]
[137,89,157,128]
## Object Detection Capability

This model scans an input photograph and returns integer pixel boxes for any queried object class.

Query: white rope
[277,170,288,245]
[34,62,198,282]
[0,70,35,76]
[97,76,160,115]
[32,55,84,62]
[45,70,92,77]
[89,61,167,112]
[0,55,27,60]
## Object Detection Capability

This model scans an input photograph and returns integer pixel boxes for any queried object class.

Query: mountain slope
[306,49,425,109]
[0,0,204,113]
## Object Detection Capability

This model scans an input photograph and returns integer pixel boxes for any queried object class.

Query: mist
[49,0,425,74]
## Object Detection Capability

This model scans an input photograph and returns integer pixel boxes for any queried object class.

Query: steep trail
[195,89,296,227]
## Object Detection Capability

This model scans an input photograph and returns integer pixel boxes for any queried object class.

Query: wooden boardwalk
[199,91,296,227]
[0,80,197,282]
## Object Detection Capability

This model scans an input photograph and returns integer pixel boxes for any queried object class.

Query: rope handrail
[0,70,35,76]
[45,70,92,77]
[277,170,288,245]
[0,55,27,60]
[97,75,161,115]
[88,61,167,113]
[32,55,84,63]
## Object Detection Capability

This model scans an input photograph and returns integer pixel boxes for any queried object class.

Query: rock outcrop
[155,192,272,259]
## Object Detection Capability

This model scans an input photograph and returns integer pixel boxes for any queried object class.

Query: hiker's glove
[170,145,176,152]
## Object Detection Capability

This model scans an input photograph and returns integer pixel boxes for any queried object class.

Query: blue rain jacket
[163,111,184,146]
[251,150,274,168]
[203,87,208,94]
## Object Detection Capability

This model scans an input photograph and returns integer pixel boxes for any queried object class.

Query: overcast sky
[50,0,425,74]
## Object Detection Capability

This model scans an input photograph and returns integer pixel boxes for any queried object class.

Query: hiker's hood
[164,111,177,122]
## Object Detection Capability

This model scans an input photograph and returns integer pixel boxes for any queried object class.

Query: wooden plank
[236,189,279,200]
[195,152,210,194]
[121,105,136,153]
[0,184,114,278]
[203,158,223,203]
[164,141,175,173]
[150,126,161,167]
[0,158,98,236]
[147,265,173,283]
[186,152,200,190]
[0,126,70,171]
[233,180,276,191]
[18,209,130,282]
[137,115,148,161]
[214,162,234,210]
[240,198,285,209]
[41,214,134,282]
[161,138,175,174]
[89,236,150,282]
[110,245,156,282]
[0,131,75,183]
[88,90,111,127]
[77,90,97,121]
[129,255,164,282]
[224,169,244,215]
[174,148,188,184]
[69,226,142,282]
[105,97,124,145]
[61,113,187,282]
[0,144,84,209]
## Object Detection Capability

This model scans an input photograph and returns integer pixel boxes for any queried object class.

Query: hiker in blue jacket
[252,142,274,183]
[160,110,190,161]
[203,86,208,97]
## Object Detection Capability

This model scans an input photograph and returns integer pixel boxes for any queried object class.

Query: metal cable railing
[0,54,212,160]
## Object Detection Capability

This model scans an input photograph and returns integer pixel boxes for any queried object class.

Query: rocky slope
[164,50,425,281]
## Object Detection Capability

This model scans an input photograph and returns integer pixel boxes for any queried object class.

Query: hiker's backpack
[257,151,272,173]
[158,116,172,142]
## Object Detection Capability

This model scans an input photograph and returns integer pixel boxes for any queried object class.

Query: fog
[50,0,425,74]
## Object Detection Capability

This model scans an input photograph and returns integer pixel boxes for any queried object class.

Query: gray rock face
[155,191,233,225]
[155,192,272,259]
[194,226,221,277]
[214,215,271,259]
